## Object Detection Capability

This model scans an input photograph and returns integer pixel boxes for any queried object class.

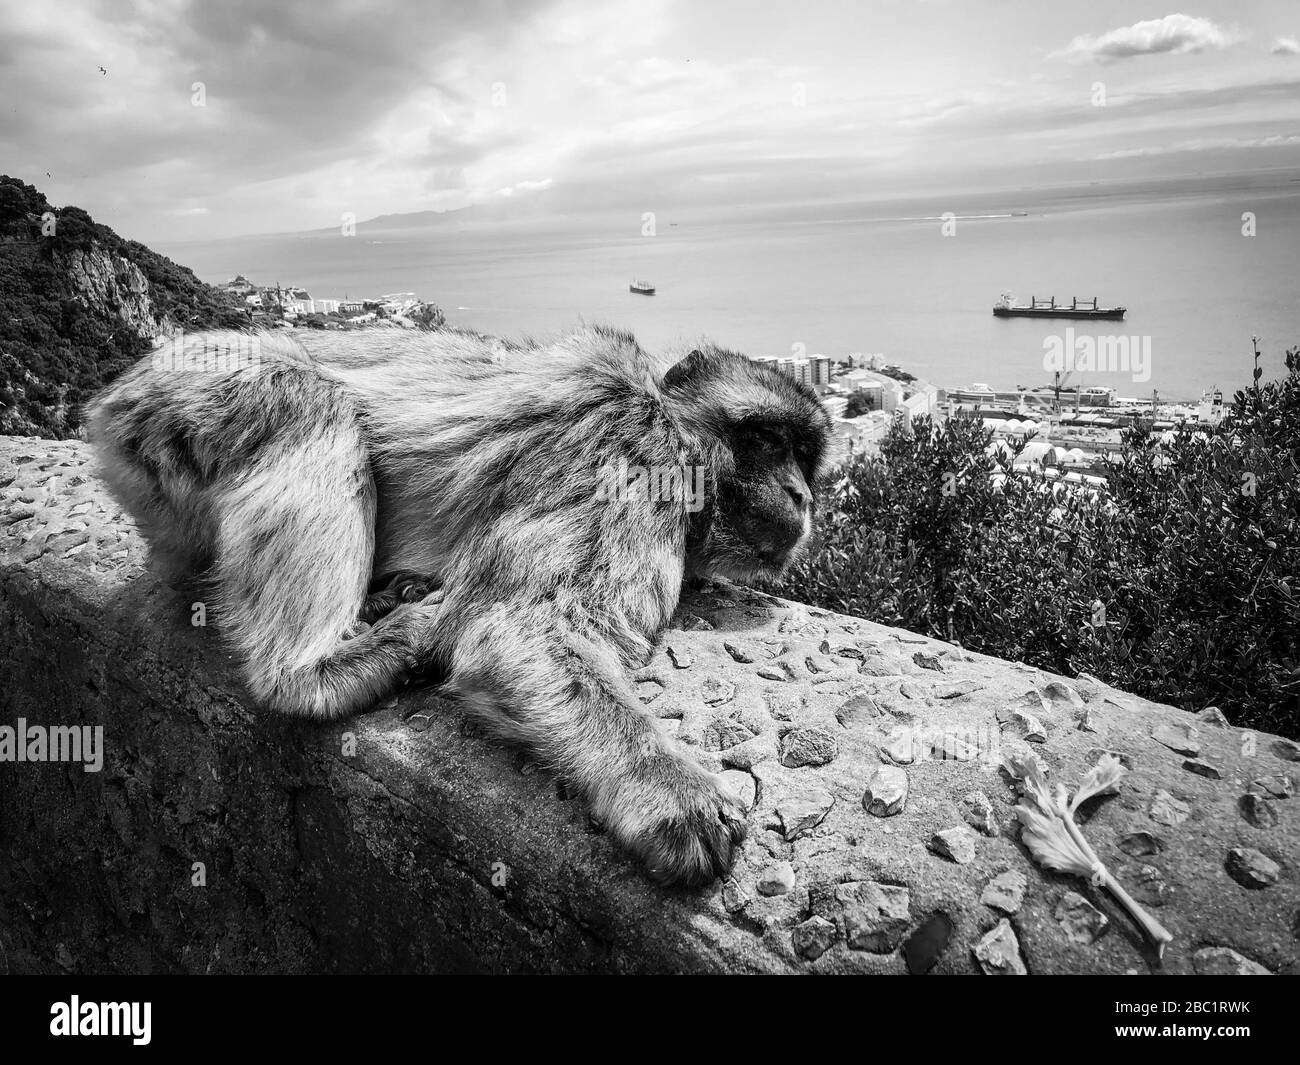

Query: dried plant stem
[1057,796,1174,958]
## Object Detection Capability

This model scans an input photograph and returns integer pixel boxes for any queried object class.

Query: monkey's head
[662,346,834,584]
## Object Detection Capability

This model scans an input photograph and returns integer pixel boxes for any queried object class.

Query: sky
[2,0,1299,241]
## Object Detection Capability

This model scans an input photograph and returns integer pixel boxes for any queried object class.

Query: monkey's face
[667,348,832,584]
[712,418,816,577]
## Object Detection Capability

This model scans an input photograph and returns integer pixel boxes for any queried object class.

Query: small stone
[721,879,749,913]
[1239,792,1279,829]
[912,651,943,671]
[1273,738,1300,762]
[1055,891,1109,944]
[835,693,880,727]
[1195,706,1230,728]
[1041,681,1083,709]
[1152,722,1200,757]
[1075,707,1098,733]
[721,733,775,769]
[706,719,755,751]
[720,770,757,812]
[1117,831,1164,858]
[859,656,904,678]
[1250,775,1294,800]
[1225,847,1280,889]
[838,882,912,953]
[1192,947,1271,975]
[1182,758,1222,779]
[973,919,1027,975]
[863,765,908,817]
[776,789,835,841]
[929,826,978,865]
[779,726,839,768]
[636,679,664,704]
[756,666,788,682]
[701,678,735,706]
[1149,790,1191,827]
[880,730,917,765]
[791,916,837,961]
[937,680,981,699]
[756,860,796,896]
[1004,711,1047,742]
[960,791,999,837]
[1124,864,1168,907]
[722,641,754,664]
[680,613,714,631]
[903,912,954,975]
[666,645,693,669]
[980,870,1028,915]
[766,692,802,722]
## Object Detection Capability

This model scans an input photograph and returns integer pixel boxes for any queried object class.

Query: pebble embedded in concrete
[960,791,999,837]
[1225,847,1280,889]
[1152,722,1200,757]
[863,765,908,817]
[981,870,1028,915]
[1191,946,1272,975]
[775,789,835,841]
[973,919,1027,974]
[779,725,839,768]
[929,826,977,865]
[1149,790,1192,827]
[791,916,837,961]
[756,860,796,897]
[1055,891,1109,944]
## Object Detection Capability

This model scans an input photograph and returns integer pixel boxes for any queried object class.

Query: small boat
[629,280,656,296]
[994,293,1125,320]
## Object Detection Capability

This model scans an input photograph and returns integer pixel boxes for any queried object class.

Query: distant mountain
[0,176,249,438]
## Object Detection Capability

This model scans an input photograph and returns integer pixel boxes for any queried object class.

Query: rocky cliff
[59,245,174,341]
[0,436,1295,974]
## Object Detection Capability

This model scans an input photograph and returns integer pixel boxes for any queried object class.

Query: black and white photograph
[0,0,1297,1007]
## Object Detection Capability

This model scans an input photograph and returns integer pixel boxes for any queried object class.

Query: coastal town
[218,273,1228,494]
[219,274,445,330]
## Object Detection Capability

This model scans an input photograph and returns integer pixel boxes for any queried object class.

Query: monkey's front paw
[600,754,748,888]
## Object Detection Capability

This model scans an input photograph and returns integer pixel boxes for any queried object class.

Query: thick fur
[88,325,832,887]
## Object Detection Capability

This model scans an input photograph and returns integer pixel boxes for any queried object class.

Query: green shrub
[778,349,1300,737]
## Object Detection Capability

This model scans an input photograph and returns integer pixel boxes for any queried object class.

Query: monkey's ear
[663,348,713,390]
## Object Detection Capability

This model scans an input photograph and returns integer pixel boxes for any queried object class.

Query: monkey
[87,325,834,887]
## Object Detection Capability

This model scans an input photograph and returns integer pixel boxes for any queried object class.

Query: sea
[157,170,1300,399]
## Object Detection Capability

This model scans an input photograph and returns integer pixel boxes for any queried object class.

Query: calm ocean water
[160,172,1300,398]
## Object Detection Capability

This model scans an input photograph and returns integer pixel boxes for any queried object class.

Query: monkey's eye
[745,424,786,450]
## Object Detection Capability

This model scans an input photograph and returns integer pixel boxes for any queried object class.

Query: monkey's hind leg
[211,437,443,720]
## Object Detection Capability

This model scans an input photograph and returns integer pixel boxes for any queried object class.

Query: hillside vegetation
[0,176,248,437]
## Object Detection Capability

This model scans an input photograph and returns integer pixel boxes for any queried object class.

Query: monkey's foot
[360,569,443,625]
[595,753,748,888]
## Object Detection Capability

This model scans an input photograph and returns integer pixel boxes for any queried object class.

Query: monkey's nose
[784,483,808,510]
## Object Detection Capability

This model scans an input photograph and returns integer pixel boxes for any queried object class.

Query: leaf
[1069,753,1126,813]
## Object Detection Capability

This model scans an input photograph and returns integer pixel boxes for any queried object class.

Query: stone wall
[0,435,1296,974]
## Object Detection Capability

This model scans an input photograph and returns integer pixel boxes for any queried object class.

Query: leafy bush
[778,350,1300,737]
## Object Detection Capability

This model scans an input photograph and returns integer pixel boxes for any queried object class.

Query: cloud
[1053,14,1243,63]
[494,178,553,197]
[1093,133,1300,159]
[1272,36,1300,56]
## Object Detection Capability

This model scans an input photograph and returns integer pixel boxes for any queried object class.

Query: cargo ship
[629,280,656,295]
[993,293,1125,320]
